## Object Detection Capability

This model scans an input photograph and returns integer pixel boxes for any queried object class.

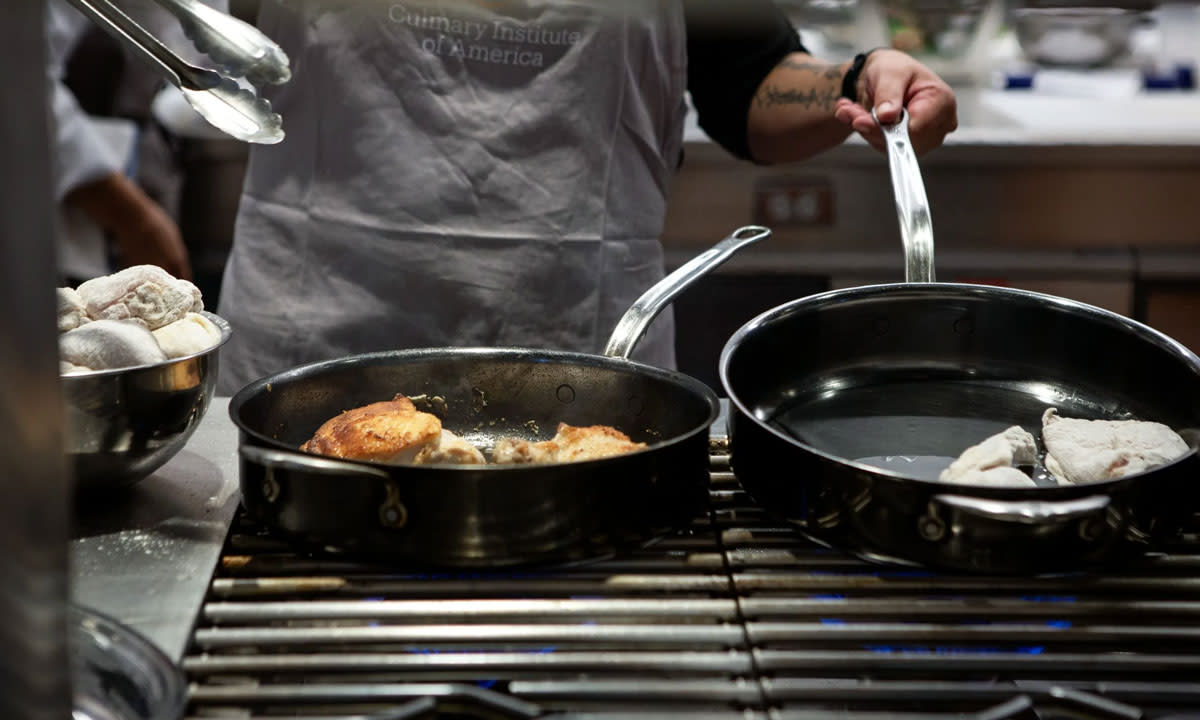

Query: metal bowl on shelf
[62,311,231,492]
[874,0,1006,84]
[1012,7,1147,67]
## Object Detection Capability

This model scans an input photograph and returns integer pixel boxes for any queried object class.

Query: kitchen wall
[665,2,1200,377]
[663,134,1200,370]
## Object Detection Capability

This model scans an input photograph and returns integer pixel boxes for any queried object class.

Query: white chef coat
[217,0,689,395]
[47,0,228,281]
[47,0,132,281]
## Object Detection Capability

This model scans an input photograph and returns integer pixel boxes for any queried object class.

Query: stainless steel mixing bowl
[62,311,232,492]
[1012,7,1145,67]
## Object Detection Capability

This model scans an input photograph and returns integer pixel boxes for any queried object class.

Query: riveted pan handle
[933,493,1111,524]
[876,108,935,284]
[240,445,409,529]
[241,444,393,480]
[604,225,771,360]
[922,492,1113,546]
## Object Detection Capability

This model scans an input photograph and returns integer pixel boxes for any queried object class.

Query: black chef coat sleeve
[683,0,806,162]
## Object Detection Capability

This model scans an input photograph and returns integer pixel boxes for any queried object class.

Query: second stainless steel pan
[720,113,1200,574]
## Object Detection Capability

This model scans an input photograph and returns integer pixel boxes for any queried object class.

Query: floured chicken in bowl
[58,265,224,373]
[59,265,231,491]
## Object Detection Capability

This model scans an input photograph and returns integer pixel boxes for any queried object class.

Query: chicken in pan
[301,395,486,465]
[938,407,1190,487]
[301,394,646,466]
[1041,408,1189,484]
[938,425,1039,487]
[492,423,647,464]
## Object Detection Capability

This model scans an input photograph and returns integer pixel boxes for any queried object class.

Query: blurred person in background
[48,0,196,285]
[214,0,958,395]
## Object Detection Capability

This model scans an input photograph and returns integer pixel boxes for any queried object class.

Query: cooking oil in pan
[769,377,1134,483]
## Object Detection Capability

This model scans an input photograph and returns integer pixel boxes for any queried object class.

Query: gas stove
[182,445,1200,719]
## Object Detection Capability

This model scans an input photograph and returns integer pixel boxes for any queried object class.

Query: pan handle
[241,445,409,529]
[875,108,935,284]
[241,444,393,480]
[603,225,771,360]
[931,493,1111,525]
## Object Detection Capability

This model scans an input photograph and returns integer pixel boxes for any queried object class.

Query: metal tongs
[64,0,289,144]
[151,0,291,86]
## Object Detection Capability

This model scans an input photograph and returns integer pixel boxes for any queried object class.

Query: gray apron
[217,0,688,395]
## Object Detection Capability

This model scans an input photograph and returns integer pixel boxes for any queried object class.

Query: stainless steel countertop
[683,88,1200,148]
[69,397,240,662]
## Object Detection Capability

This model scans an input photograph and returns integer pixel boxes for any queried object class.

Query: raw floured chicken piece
[76,264,203,330]
[938,425,1039,487]
[946,466,1039,487]
[492,423,648,465]
[57,287,90,333]
[152,312,222,358]
[58,319,168,371]
[414,430,486,465]
[1042,408,1190,484]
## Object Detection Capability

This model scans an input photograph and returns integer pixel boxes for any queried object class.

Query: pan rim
[229,346,721,472]
[719,281,1200,492]
[724,281,1200,366]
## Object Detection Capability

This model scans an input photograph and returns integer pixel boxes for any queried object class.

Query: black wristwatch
[840,50,877,103]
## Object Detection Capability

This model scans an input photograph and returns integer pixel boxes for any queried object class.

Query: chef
[47,0,194,284]
[215,0,957,395]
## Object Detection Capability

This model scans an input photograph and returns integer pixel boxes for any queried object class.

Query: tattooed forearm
[753,57,845,111]
[775,58,844,81]
[754,84,840,111]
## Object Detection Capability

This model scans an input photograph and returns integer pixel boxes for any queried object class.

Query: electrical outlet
[753,177,834,227]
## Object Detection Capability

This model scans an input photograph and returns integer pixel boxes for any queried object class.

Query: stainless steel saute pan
[229,226,769,567]
[720,113,1200,574]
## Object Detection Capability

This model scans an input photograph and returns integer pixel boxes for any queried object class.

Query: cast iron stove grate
[182,444,1200,719]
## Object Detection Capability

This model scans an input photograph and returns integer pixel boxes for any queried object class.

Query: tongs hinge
[63,0,287,145]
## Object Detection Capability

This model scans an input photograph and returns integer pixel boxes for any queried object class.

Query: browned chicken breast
[303,395,639,466]
[491,423,648,465]
[302,395,487,466]
[301,395,443,464]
